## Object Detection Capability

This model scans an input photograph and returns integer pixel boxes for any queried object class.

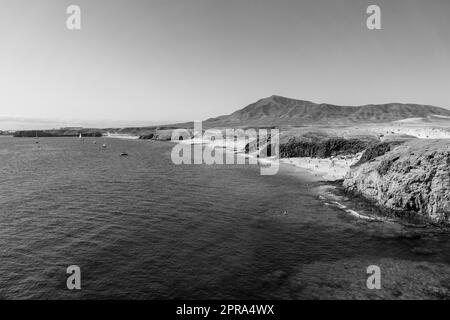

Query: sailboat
[79,133,82,139]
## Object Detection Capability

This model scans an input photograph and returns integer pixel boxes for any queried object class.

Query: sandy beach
[279,153,362,181]
[179,136,362,181]
[104,133,140,140]
[177,120,450,182]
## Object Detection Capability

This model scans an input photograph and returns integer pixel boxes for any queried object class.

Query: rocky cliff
[279,136,371,158]
[343,139,450,223]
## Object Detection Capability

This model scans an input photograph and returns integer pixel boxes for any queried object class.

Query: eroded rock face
[343,139,450,223]
[279,136,371,158]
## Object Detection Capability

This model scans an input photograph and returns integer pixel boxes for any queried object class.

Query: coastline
[177,129,450,224]
[179,136,361,182]
[104,133,140,140]
[12,122,449,224]
[279,153,362,181]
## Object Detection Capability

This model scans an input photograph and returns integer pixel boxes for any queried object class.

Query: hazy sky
[1,0,449,128]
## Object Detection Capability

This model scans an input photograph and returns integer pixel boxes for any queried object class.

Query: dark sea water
[0,136,449,299]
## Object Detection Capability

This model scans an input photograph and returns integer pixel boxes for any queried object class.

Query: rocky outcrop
[152,129,192,141]
[354,140,406,166]
[344,139,450,223]
[139,133,154,140]
[280,136,371,158]
[138,129,194,141]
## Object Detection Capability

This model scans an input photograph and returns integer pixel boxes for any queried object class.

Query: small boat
[120,152,128,156]
[102,144,107,148]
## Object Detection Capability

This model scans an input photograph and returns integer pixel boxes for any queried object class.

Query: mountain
[204,95,450,127]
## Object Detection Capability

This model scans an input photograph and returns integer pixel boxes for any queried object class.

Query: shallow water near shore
[0,136,449,299]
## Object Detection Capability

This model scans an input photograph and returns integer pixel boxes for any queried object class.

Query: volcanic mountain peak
[205,95,450,126]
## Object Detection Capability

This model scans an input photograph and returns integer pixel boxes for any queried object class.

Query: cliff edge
[343,139,450,223]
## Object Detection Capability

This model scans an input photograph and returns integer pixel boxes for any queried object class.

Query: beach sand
[180,137,362,181]
[279,153,362,181]
[173,120,450,182]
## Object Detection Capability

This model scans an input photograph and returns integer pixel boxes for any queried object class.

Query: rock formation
[344,139,450,223]
[280,136,371,158]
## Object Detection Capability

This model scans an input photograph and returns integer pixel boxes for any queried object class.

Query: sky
[0,0,449,129]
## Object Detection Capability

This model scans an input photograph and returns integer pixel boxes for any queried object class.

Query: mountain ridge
[204,95,450,127]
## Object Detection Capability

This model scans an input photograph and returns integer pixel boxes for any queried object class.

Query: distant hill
[204,95,450,127]
[8,96,450,136]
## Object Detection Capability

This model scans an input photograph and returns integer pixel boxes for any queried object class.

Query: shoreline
[179,137,361,182]
[103,133,140,140]
[279,153,362,181]
[177,135,450,224]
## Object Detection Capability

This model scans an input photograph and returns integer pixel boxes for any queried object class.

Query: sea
[0,136,449,299]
